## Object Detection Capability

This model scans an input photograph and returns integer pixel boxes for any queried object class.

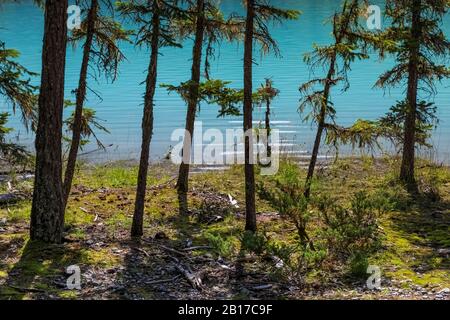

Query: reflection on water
[0,0,449,163]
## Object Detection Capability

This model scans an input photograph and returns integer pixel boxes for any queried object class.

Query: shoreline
[1,155,449,300]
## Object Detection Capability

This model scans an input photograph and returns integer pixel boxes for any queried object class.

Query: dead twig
[182,246,212,252]
[146,275,181,286]
[158,244,193,261]
[132,247,150,257]
[148,177,177,192]
[79,207,90,214]
[169,256,203,290]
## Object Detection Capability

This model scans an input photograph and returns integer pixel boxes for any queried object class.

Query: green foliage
[348,252,370,278]
[240,230,326,277]
[204,231,235,257]
[375,0,450,93]
[300,0,370,126]
[0,112,30,164]
[316,191,385,261]
[0,41,38,130]
[324,99,439,155]
[240,230,267,255]
[69,4,132,81]
[378,100,438,149]
[325,119,385,154]
[258,162,313,248]
[257,79,279,103]
[63,101,110,150]
[170,0,245,79]
[116,0,184,49]
[298,0,381,164]
[251,1,301,56]
[162,79,267,117]
[417,166,443,202]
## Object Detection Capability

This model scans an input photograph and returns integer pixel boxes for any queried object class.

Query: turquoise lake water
[1,0,449,163]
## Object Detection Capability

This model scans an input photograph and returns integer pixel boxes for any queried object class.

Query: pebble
[437,249,450,255]
[438,288,450,295]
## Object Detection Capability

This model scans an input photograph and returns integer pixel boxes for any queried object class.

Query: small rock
[438,288,450,295]
[437,249,450,256]
[0,217,7,226]
[272,256,284,269]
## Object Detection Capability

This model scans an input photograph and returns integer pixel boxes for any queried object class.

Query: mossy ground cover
[0,157,448,300]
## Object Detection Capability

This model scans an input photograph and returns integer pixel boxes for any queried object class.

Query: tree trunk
[30,0,68,244]
[264,80,271,158]
[244,0,256,232]
[131,1,160,238]
[400,0,421,188]
[63,0,98,209]
[177,0,206,214]
[304,56,336,199]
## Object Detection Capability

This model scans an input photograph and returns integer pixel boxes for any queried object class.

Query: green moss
[74,163,172,189]
[58,290,79,299]
[0,286,21,297]
[79,248,119,268]
[1,202,30,223]
[1,158,449,299]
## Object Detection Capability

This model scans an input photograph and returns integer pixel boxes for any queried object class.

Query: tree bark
[244,0,256,232]
[304,56,336,199]
[63,0,98,209]
[264,80,272,158]
[30,0,68,244]
[132,1,160,238]
[177,0,206,214]
[400,0,421,188]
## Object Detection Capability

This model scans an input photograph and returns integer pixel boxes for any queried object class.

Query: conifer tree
[117,0,183,237]
[242,0,299,232]
[30,0,68,243]
[375,0,450,187]
[300,0,369,199]
[63,0,131,208]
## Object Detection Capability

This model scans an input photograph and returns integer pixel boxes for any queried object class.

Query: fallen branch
[143,239,211,263]
[158,244,193,261]
[252,284,273,291]
[133,247,150,257]
[182,246,212,252]
[79,207,90,214]
[146,275,181,286]
[148,177,177,191]
[170,256,203,290]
